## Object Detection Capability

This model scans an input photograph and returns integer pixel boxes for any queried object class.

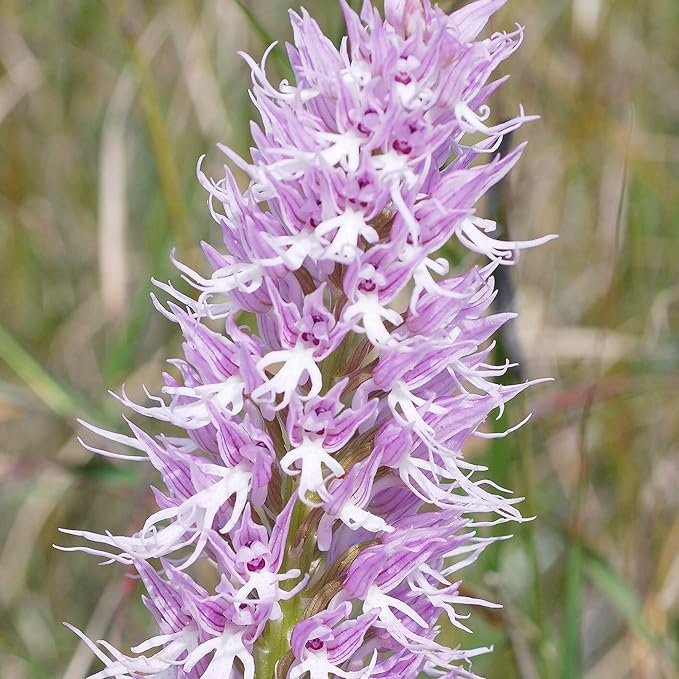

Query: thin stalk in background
[114,3,192,259]
[561,109,632,679]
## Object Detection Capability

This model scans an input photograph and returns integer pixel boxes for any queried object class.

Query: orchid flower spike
[61,1,554,677]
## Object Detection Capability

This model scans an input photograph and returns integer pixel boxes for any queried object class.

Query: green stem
[256,499,311,677]
[562,541,583,679]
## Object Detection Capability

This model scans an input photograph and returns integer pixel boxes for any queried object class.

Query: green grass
[0,0,678,677]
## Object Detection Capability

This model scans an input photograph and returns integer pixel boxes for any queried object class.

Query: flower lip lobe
[61,1,553,678]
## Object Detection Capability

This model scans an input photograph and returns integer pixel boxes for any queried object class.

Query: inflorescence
[60,1,554,677]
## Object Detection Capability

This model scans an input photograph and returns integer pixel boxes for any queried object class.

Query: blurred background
[1,0,678,677]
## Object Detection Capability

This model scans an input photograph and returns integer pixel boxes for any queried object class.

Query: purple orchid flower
[60,0,554,677]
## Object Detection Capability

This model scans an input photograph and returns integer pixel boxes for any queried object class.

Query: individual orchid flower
[281,383,377,502]
[59,460,252,569]
[289,604,378,678]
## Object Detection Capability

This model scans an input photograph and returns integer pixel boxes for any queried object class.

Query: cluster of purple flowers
[61,0,554,677]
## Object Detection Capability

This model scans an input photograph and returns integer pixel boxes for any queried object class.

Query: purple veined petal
[135,560,193,634]
[319,452,395,550]
[383,0,428,37]
[291,603,351,658]
[447,0,508,43]
[288,382,377,453]
[269,494,298,570]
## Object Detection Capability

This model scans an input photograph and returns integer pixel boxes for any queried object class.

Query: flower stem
[257,497,310,677]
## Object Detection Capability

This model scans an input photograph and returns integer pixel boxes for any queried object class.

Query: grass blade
[583,547,659,647]
[233,0,293,79]
[0,324,105,423]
